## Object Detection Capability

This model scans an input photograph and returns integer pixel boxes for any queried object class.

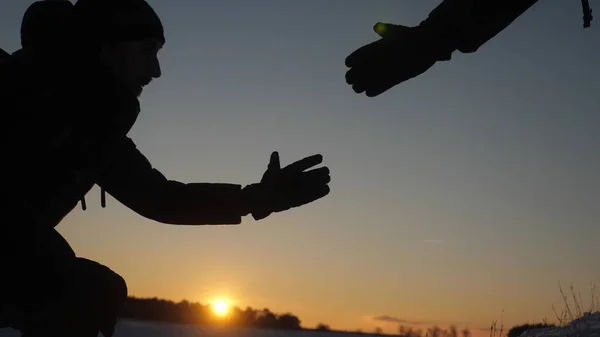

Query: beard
[134,77,152,97]
[132,84,144,97]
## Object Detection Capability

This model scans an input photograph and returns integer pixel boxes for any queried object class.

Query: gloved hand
[244,152,331,221]
[344,22,455,97]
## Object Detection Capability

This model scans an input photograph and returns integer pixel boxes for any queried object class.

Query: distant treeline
[121,296,304,330]
[121,296,557,336]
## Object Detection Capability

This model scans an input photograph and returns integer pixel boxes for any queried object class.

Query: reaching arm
[423,0,540,54]
[344,0,542,97]
[97,137,251,225]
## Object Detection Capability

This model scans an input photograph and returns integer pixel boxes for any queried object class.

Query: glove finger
[252,210,272,221]
[352,84,366,94]
[261,151,281,183]
[366,57,437,97]
[345,67,358,85]
[287,184,331,209]
[373,22,411,39]
[372,72,414,96]
[365,75,399,97]
[271,183,330,214]
[345,39,385,68]
[297,167,330,185]
[285,178,330,202]
[283,154,323,173]
[349,68,382,94]
[365,86,391,97]
[346,25,411,69]
[373,22,391,38]
[345,64,375,86]
[354,55,414,96]
[347,50,397,89]
[347,64,390,96]
[268,151,280,171]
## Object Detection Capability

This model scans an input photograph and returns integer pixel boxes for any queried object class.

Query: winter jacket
[1,53,248,231]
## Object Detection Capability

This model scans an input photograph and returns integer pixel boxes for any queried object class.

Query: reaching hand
[249,152,331,220]
[345,22,454,97]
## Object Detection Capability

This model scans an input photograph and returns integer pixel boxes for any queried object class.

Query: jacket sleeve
[424,0,539,53]
[97,137,249,225]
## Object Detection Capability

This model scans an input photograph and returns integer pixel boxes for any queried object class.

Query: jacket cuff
[166,183,245,225]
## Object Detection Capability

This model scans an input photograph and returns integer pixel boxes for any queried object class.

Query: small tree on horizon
[315,323,331,331]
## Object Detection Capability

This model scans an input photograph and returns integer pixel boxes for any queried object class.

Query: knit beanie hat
[20,0,74,50]
[73,0,165,51]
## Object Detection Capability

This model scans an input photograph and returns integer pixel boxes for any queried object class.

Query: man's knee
[68,259,127,336]
[3,257,128,336]
[73,258,128,308]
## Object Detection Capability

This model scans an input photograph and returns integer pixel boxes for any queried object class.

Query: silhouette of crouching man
[1,2,127,336]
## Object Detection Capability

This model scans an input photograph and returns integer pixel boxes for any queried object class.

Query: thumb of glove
[268,151,280,171]
[261,151,281,183]
[373,22,410,39]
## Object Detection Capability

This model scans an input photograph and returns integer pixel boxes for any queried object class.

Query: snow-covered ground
[0,320,371,337]
[519,312,600,337]
[3,313,599,337]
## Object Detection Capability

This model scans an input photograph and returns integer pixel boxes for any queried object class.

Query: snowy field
[518,312,600,337]
[2,313,600,337]
[0,320,371,337]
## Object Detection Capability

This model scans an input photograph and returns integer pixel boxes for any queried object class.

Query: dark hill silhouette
[121,296,382,335]
[122,297,303,330]
[121,296,485,337]
[507,323,556,337]
[120,296,559,337]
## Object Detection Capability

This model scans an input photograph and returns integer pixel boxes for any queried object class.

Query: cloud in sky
[370,315,438,326]
[369,315,480,330]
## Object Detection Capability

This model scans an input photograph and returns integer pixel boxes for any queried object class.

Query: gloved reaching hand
[344,22,456,97]
[242,152,331,220]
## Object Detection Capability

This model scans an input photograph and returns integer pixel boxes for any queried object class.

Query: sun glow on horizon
[211,298,230,317]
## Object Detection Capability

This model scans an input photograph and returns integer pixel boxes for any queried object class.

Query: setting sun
[211,299,229,317]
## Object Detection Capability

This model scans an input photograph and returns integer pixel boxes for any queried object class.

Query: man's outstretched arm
[97,137,249,225]
[97,137,330,225]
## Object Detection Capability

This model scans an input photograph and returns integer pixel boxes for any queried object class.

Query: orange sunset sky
[1,0,599,336]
